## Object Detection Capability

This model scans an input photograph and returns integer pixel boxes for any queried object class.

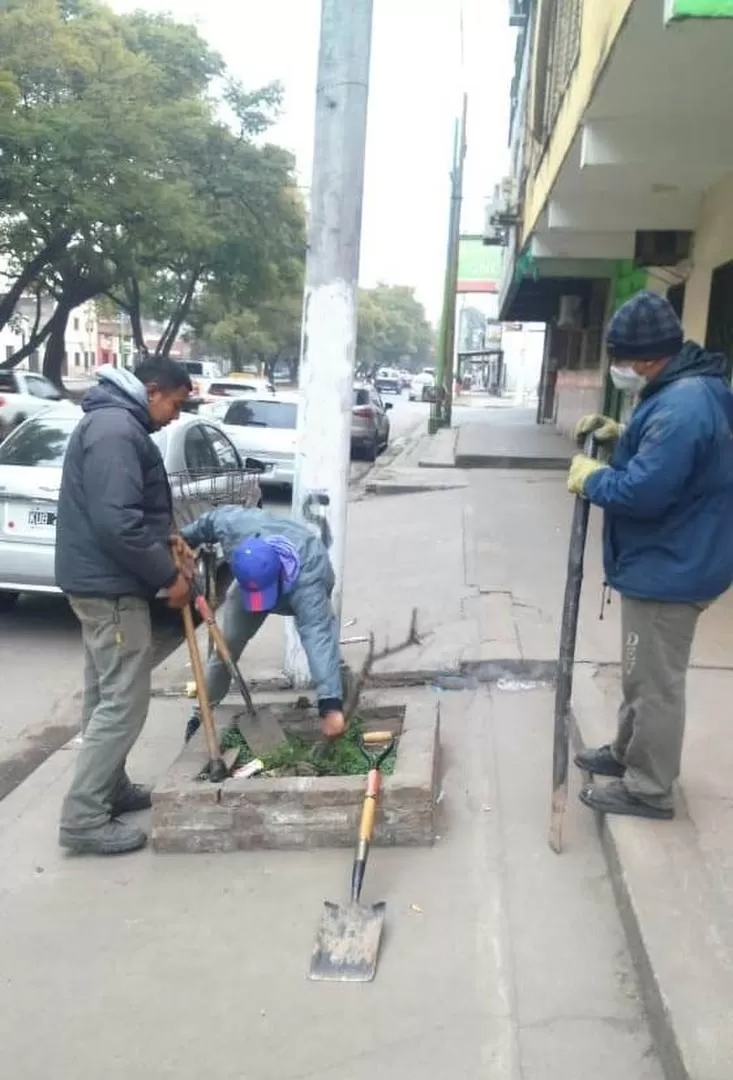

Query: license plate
[28,510,57,528]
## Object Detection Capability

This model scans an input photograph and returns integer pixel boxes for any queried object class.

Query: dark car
[374,368,401,395]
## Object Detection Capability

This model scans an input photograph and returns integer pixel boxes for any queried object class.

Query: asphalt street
[0,392,426,801]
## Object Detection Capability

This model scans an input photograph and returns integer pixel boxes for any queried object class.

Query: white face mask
[610,365,647,394]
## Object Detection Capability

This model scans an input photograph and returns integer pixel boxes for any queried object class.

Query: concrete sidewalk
[0,441,664,1080]
[454,408,576,470]
[0,688,659,1080]
[2,412,730,1077]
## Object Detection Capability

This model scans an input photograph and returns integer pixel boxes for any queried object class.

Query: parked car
[0,370,64,432]
[0,408,261,611]
[212,392,299,489]
[352,385,392,461]
[408,369,437,402]
[374,367,401,395]
[195,377,273,416]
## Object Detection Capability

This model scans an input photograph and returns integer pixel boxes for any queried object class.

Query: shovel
[308,731,395,983]
[180,601,231,783]
[190,584,286,757]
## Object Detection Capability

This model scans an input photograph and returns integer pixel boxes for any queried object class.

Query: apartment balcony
[502,0,733,327]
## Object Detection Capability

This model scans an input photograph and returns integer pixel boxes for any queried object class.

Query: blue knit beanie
[606,290,683,361]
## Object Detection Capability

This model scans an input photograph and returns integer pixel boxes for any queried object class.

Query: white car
[0,407,261,610]
[196,377,273,417]
[210,391,299,488]
[0,370,65,433]
[408,369,436,402]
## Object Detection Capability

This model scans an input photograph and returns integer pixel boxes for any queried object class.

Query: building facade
[493,0,733,434]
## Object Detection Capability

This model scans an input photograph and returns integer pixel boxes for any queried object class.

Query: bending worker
[180,506,346,743]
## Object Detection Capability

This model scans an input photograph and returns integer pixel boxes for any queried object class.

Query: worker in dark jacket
[180,507,346,743]
[570,290,733,820]
[56,359,192,856]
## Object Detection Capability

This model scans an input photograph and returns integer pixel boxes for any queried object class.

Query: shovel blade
[308,900,386,982]
[235,707,287,758]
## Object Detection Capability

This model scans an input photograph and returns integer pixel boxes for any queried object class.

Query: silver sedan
[0,406,261,611]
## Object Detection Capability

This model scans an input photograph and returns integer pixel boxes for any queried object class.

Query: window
[73,317,80,331]
[183,425,218,472]
[0,372,17,393]
[205,426,241,470]
[74,352,80,366]
[353,389,370,407]
[223,399,297,430]
[5,345,12,361]
[0,416,77,467]
[370,389,385,410]
[531,0,582,145]
[25,375,62,401]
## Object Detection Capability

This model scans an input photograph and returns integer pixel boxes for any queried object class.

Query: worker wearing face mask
[567,290,733,821]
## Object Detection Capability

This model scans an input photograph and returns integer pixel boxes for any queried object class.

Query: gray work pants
[612,595,707,809]
[60,596,153,831]
[201,582,267,706]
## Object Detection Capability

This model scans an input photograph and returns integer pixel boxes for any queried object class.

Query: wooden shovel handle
[180,597,220,765]
[362,730,396,745]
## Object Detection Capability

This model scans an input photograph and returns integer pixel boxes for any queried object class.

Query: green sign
[666,0,733,19]
[457,237,503,283]
[611,260,647,311]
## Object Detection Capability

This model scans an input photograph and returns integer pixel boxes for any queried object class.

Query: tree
[107,123,306,365]
[0,0,225,380]
[356,284,434,375]
[0,0,305,385]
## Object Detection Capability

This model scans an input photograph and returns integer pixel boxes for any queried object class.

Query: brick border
[151,695,440,854]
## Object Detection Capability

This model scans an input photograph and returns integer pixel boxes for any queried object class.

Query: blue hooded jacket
[585,342,733,602]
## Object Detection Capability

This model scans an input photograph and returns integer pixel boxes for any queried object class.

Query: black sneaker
[59,819,148,855]
[111,783,152,816]
[574,744,625,778]
[185,714,201,743]
[579,780,674,820]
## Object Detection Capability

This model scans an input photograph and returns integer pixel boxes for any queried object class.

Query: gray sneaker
[59,818,148,855]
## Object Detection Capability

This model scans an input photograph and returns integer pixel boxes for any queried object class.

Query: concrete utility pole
[430,93,468,433]
[285,0,374,687]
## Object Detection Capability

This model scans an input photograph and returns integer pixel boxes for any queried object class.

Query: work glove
[568,454,607,496]
[574,413,623,445]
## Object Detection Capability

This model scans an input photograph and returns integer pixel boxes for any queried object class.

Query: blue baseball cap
[231,538,281,612]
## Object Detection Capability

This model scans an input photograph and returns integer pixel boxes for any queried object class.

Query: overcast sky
[111,0,515,321]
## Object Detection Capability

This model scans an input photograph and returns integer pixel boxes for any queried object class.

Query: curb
[151,656,558,699]
[363,479,467,496]
[571,667,733,1080]
[454,453,571,470]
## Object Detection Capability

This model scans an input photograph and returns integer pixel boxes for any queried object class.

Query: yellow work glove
[568,454,607,496]
[574,413,622,444]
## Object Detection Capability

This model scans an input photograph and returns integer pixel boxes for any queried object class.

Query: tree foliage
[0,0,305,384]
[356,284,434,374]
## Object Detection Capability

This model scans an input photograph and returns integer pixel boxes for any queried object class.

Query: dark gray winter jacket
[55,368,178,598]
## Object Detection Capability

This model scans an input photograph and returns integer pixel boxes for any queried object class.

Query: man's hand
[166,572,191,610]
[169,535,196,580]
[321,710,346,739]
[568,454,607,496]
[574,413,623,445]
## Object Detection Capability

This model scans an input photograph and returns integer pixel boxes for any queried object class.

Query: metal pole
[430,93,467,432]
[285,0,374,687]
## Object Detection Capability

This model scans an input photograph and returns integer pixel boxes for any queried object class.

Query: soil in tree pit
[220,717,397,777]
